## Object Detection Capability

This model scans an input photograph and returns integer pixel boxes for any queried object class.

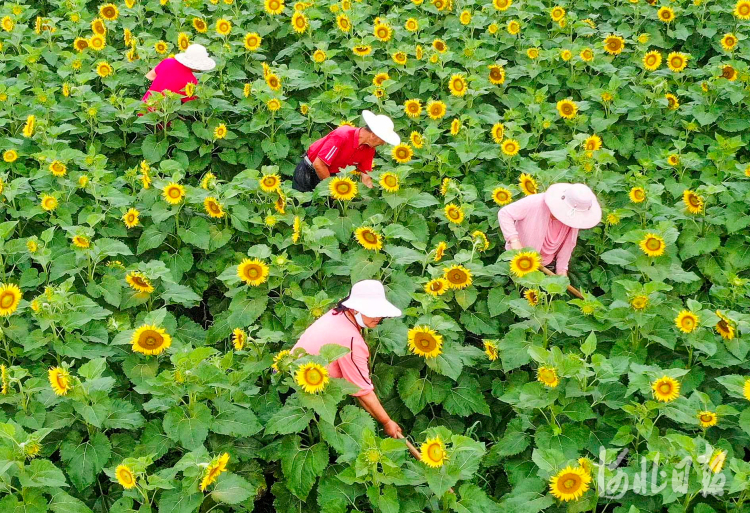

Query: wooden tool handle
[540,266,585,299]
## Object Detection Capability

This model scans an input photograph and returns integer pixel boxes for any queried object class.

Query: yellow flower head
[392,144,413,163]
[408,326,443,358]
[426,100,446,120]
[549,466,591,501]
[355,227,383,251]
[603,35,625,55]
[629,186,646,203]
[488,65,505,85]
[444,203,464,224]
[72,235,90,249]
[643,50,662,71]
[204,197,225,218]
[502,139,520,156]
[639,233,666,257]
[698,411,718,428]
[443,264,472,289]
[126,271,153,294]
[510,251,541,277]
[237,259,270,286]
[683,190,704,214]
[537,366,559,388]
[519,173,537,195]
[259,173,281,193]
[557,99,578,119]
[244,32,261,50]
[667,52,688,72]
[48,367,72,395]
[272,349,291,372]
[0,283,22,316]
[41,194,58,212]
[116,464,136,489]
[100,3,119,20]
[631,295,648,310]
[232,328,246,350]
[424,278,449,297]
[295,362,329,393]
[330,176,357,200]
[379,172,399,192]
[420,436,447,467]
[473,230,490,251]
[131,325,172,355]
[675,310,699,333]
[721,33,738,52]
[484,340,499,360]
[652,376,680,402]
[163,182,185,205]
[434,241,447,262]
[525,289,539,306]
[665,93,680,110]
[657,6,675,23]
[492,187,512,206]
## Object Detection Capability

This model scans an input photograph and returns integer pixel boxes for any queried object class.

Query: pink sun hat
[341,280,402,318]
[544,183,602,229]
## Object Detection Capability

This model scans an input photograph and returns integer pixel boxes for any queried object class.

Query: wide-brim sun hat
[341,279,402,318]
[544,183,602,229]
[362,110,401,146]
[175,44,216,72]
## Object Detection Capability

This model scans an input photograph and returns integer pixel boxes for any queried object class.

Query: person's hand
[361,173,374,189]
[510,239,523,250]
[383,419,403,439]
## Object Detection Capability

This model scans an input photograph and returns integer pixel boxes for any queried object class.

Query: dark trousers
[292,156,321,192]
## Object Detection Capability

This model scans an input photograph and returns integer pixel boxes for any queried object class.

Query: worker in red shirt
[293,110,401,192]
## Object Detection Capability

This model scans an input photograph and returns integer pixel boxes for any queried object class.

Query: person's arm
[554,228,578,276]
[498,197,530,249]
[360,173,373,188]
[145,68,157,81]
[312,157,331,180]
[357,391,402,438]
[358,152,374,188]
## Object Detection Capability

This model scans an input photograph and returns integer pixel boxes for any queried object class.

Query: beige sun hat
[175,44,216,71]
[362,110,401,146]
[341,280,402,318]
[544,183,602,229]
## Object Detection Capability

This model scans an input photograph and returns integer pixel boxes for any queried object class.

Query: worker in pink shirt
[293,110,401,192]
[498,183,602,275]
[291,280,404,438]
[142,44,216,104]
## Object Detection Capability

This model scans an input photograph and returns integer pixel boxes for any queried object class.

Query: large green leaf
[280,435,330,501]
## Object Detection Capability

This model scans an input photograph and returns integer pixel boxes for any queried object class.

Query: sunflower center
[263,178,276,187]
[681,318,694,328]
[55,373,67,389]
[562,475,580,490]
[1,293,14,308]
[517,257,533,271]
[384,176,397,187]
[449,270,466,283]
[245,266,260,279]
[700,414,712,422]
[119,470,133,484]
[336,183,351,194]
[127,214,136,222]
[133,277,148,287]
[305,367,323,385]
[496,192,507,201]
[658,383,672,394]
[415,334,436,351]
[140,332,164,349]
[671,57,683,67]
[723,67,734,78]
[688,195,701,207]
[209,202,220,213]
[741,4,750,14]
[362,231,377,243]
[168,188,181,198]
[427,443,443,460]
[430,282,442,291]
[540,370,554,382]
[448,209,459,219]
[645,238,661,251]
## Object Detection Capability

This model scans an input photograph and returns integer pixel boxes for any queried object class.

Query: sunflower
[1,16,14,32]
[444,204,465,224]
[200,453,230,491]
[352,45,372,57]
[484,340,499,361]
[490,123,505,144]
[89,34,106,51]
[420,437,447,467]
[265,73,282,92]
[667,52,688,72]
[355,227,383,251]
[549,466,591,501]
[41,194,58,211]
[91,18,107,36]
[492,187,512,206]
[525,289,539,306]
[232,328,246,350]
[162,183,185,205]
[295,362,329,393]
[424,278,449,297]
[433,39,447,53]
[584,135,602,152]
[510,251,541,277]
[0,284,21,316]
[330,176,358,200]
[682,190,703,214]
[507,20,520,35]
[258,173,280,193]
[736,0,750,18]
[560,49,572,61]
[48,160,67,177]
[373,21,392,42]
[267,98,282,111]
[667,154,680,167]
[379,172,400,192]
[177,32,190,51]
[556,99,578,119]
[237,259,270,286]
[27,240,38,253]
[708,451,726,474]
[715,311,735,340]
[392,51,407,65]
[439,178,452,197]
[665,93,679,110]
[518,173,538,195]
[549,5,566,21]
[96,61,113,78]
[657,6,675,23]
[202,197,224,219]
[473,231,490,251]
[721,33,738,52]
[392,144,413,163]
[434,241,447,262]
[265,0,285,14]
[459,10,471,24]
[642,50,662,71]
[443,265,472,289]
[537,367,559,388]
[408,326,443,358]
[154,41,168,54]
[72,236,90,249]
[502,139,520,157]
[336,14,351,32]
[126,271,154,294]
[493,0,512,11]
[405,18,419,31]
[580,48,594,62]
[410,131,424,149]
[291,11,308,33]
[242,33,262,51]
[3,149,17,163]
[697,411,718,428]
[650,375,681,402]
[629,187,646,203]
[116,465,136,489]
[48,367,71,395]
[639,233,666,257]
[131,325,171,355]
[372,73,390,87]
[421,101,445,121]
[22,115,36,138]
[527,48,539,59]
[486,65,506,86]
[721,65,738,81]
[73,37,89,52]
[272,350,291,372]
[631,295,649,310]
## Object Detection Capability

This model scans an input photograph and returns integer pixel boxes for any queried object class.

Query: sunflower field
[3,0,750,510]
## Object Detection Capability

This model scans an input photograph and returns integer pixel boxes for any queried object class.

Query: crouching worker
[291,280,404,438]
[498,183,602,276]
[292,110,401,192]
[142,44,216,105]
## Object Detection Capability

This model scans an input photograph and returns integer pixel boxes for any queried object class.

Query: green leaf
[265,402,314,435]
[210,473,256,504]
[137,226,168,255]
[49,489,94,513]
[157,489,203,513]
[601,249,636,266]
[20,459,69,488]
[451,483,501,513]
[580,332,597,356]
[162,403,212,450]
[317,475,365,513]
[211,399,262,437]
[280,435,330,501]
[442,374,490,417]
[178,217,211,250]
[59,431,111,491]
[319,405,376,462]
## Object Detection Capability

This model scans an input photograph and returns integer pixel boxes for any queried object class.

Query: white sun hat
[341,280,402,318]
[362,110,401,146]
[175,44,216,72]
[544,183,602,229]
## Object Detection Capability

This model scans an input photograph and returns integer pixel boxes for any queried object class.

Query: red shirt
[142,58,197,103]
[307,126,375,174]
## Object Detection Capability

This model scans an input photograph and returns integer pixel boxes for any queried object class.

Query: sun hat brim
[341,296,402,318]
[362,110,401,146]
[544,183,602,230]
[175,53,216,71]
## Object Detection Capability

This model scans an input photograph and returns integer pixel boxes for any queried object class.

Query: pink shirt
[142,58,198,102]
[498,194,579,274]
[291,310,374,397]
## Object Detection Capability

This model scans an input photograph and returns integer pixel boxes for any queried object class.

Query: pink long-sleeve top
[498,194,579,274]
[291,310,374,397]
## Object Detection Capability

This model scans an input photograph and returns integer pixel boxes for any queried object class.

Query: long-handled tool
[540,266,585,299]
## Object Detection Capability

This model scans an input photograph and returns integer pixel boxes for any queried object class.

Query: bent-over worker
[291,280,403,438]
[142,44,216,104]
[292,110,401,192]
[498,183,602,276]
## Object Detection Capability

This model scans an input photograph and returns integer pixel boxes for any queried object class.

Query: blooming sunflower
[193,17,208,32]
[736,0,750,18]
[92,18,107,36]
[518,173,538,195]
[22,115,36,138]
[3,149,18,162]
[443,265,472,289]
[698,411,718,428]
[537,366,559,388]
[204,197,225,219]
[629,187,646,203]
[379,172,400,192]
[525,289,539,306]
[560,49,572,61]
[420,437,447,467]
[0,283,21,316]
[484,340,499,361]
[408,326,443,358]
[214,123,228,139]
[237,259,270,286]
[424,278,449,297]
[682,190,704,214]
[49,160,67,177]
[329,176,357,200]
[639,233,666,257]
[49,367,71,395]
[507,20,520,35]
[244,32,261,50]
[265,0,284,14]
[715,311,735,340]
[1,16,14,32]
[73,37,89,52]
[444,203,465,224]
[665,93,680,110]
[721,65,738,81]
[259,173,281,192]
[487,64,505,85]
[154,41,168,54]
[405,18,418,31]
[232,328,246,350]
[163,182,185,205]
[549,466,591,501]
[410,132,424,149]
[502,139,520,156]
[126,271,154,294]
[721,33,738,52]
[652,376,680,402]
[631,295,649,310]
[355,227,383,251]
[200,453,230,491]
[96,61,113,78]
[450,118,462,136]
[440,178,452,196]
[584,135,602,151]
[493,0,512,11]
[295,362,329,393]
[291,11,308,33]
[708,451,727,474]
[72,236,90,249]
[510,251,541,277]
[373,21,392,42]
[527,48,539,59]
[392,144,413,163]
[667,154,680,167]
[580,48,594,62]
[657,6,675,23]
[432,39,448,53]
[177,32,189,51]
[675,310,699,334]
[434,241,447,262]
[551,5,565,21]
[492,187,512,206]
[336,14,351,32]
[392,51,407,65]
[349,45,370,57]
[116,465,136,489]
[556,99,578,119]
[491,123,505,143]
[89,35,106,51]
[100,3,119,20]
[41,194,58,211]
[667,52,688,72]
[426,100,446,120]
[266,73,282,91]
[131,325,172,355]
[642,50,662,71]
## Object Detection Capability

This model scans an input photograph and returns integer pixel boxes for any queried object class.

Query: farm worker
[292,110,401,192]
[498,183,602,276]
[142,44,216,104]
[291,280,404,438]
